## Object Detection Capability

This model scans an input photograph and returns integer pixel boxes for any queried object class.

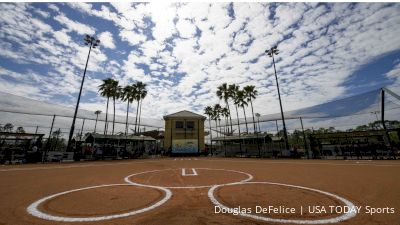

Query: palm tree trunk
[125,101,130,135]
[112,97,116,135]
[242,106,249,134]
[138,99,143,133]
[134,100,140,134]
[235,105,241,136]
[250,100,256,133]
[208,118,212,155]
[214,119,218,138]
[104,97,109,135]
[226,100,233,134]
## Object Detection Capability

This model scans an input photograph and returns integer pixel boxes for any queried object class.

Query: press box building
[163,110,206,154]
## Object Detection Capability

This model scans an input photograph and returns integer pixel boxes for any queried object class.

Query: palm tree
[236,90,249,134]
[217,83,233,134]
[99,78,114,135]
[243,85,258,134]
[220,107,230,135]
[133,82,146,134]
[110,79,120,135]
[212,104,222,137]
[94,110,102,133]
[204,106,214,155]
[137,89,148,134]
[255,113,261,133]
[122,85,137,135]
[229,84,241,137]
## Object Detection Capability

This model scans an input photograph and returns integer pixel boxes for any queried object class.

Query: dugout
[163,110,206,156]
[72,133,156,160]
[309,129,399,159]
[0,132,44,163]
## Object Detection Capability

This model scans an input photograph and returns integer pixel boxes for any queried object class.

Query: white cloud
[98,31,115,49]
[54,14,95,35]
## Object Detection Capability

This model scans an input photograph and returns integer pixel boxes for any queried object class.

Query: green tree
[229,84,241,137]
[99,78,115,135]
[216,83,233,134]
[137,88,148,134]
[3,123,13,132]
[16,126,25,133]
[121,84,137,135]
[243,85,258,134]
[235,90,249,134]
[133,82,146,134]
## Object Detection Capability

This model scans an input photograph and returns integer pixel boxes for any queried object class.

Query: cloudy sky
[0,2,400,125]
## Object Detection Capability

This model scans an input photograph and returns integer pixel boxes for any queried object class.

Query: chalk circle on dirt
[27,184,172,222]
[124,168,253,189]
[208,181,357,224]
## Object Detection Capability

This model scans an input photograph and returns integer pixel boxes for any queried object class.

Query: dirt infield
[0,158,399,225]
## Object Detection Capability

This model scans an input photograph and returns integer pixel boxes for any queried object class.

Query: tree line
[0,123,25,133]
[98,78,147,136]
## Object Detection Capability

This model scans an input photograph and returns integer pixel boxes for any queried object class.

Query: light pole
[265,46,290,150]
[66,35,100,152]
[94,110,102,133]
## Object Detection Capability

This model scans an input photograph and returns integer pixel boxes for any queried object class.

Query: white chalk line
[208,181,357,224]
[125,168,253,189]
[0,159,175,172]
[199,158,400,167]
[182,168,198,176]
[27,183,172,222]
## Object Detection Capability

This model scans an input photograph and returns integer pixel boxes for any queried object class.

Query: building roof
[212,134,273,141]
[73,133,156,142]
[163,110,206,120]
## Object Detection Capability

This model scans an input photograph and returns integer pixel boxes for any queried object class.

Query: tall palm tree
[221,107,230,135]
[229,84,241,137]
[122,85,137,135]
[94,110,101,133]
[217,83,233,134]
[243,85,258,134]
[236,90,249,134]
[110,79,120,135]
[204,106,213,154]
[213,104,222,137]
[137,89,148,134]
[133,82,146,134]
[99,78,114,135]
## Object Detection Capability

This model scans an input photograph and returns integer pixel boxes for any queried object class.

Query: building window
[186,121,195,129]
[175,121,184,128]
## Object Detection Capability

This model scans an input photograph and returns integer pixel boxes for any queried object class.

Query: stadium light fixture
[66,35,100,152]
[265,46,290,151]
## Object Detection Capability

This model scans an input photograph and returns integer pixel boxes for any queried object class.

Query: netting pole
[42,114,55,163]
[34,126,38,135]
[300,117,308,159]
[275,120,282,156]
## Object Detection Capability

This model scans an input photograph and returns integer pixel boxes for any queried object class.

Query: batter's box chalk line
[26,168,357,223]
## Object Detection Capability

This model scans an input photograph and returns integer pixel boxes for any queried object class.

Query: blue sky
[0,2,400,122]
